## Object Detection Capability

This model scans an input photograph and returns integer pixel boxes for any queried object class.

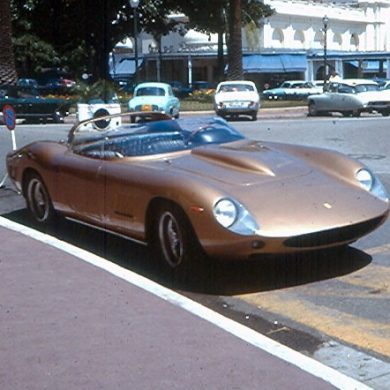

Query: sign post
[1,105,17,188]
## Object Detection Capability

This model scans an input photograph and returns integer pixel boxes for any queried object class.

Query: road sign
[2,105,16,130]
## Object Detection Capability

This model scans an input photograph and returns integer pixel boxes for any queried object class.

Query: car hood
[169,140,311,186]
[358,90,390,103]
[263,88,284,94]
[166,140,388,237]
[215,91,259,103]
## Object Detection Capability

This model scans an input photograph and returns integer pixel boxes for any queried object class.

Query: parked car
[380,80,390,90]
[214,80,260,121]
[168,81,192,98]
[263,80,322,100]
[0,85,71,123]
[308,79,390,117]
[6,112,389,276]
[128,82,180,118]
[17,78,39,89]
[191,81,215,91]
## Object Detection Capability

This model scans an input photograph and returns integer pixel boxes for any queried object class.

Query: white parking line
[0,216,372,390]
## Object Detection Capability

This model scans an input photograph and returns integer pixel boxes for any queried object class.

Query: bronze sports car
[6,112,389,272]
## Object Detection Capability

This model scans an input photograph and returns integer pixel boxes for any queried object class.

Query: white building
[111,0,390,88]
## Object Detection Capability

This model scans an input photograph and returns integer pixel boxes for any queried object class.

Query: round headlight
[356,169,373,191]
[213,199,238,228]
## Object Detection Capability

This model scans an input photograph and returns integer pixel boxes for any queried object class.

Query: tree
[227,0,243,79]
[10,0,177,81]
[0,0,18,84]
[170,0,273,81]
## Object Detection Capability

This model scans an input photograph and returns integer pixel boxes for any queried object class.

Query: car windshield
[278,82,303,88]
[136,87,166,96]
[354,84,379,93]
[70,115,245,158]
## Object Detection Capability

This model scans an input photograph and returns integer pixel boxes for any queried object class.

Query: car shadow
[3,209,372,296]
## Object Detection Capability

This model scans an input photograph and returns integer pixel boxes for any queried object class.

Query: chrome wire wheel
[158,210,184,268]
[26,175,53,223]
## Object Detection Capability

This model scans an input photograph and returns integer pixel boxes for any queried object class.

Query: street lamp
[130,0,140,84]
[322,15,329,87]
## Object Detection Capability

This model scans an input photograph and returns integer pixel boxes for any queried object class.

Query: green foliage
[9,0,274,81]
[72,79,121,103]
[186,88,215,103]
[13,34,60,75]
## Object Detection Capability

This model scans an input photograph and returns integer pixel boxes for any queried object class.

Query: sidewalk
[0,217,369,390]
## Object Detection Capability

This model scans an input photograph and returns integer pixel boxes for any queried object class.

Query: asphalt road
[1,111,389,388]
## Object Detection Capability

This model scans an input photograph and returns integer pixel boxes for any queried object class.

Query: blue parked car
[128,82,180,118]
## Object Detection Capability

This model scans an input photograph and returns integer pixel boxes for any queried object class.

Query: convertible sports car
[6,112,389,273]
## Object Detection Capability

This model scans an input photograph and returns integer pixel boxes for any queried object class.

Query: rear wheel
[251,112,257,121]
[308,101,318,116]
[25,173,56,224]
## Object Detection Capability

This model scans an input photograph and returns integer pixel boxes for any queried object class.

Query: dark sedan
[0,85,72,123]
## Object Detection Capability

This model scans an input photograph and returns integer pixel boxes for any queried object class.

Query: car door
[322,82,344,111]
[332,83,357,111]
[102,158,151,241]
[56,148,106,225]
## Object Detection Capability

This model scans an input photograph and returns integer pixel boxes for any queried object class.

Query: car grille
[284,216,386,248]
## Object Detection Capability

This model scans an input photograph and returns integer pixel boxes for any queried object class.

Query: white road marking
[0,216,372,390]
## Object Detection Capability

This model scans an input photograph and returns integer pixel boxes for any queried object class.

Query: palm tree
[0,0,18,85]
[227,0,243,80]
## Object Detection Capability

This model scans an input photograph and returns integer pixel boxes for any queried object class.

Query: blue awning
[243,54,307,73]
[346,60,387,72]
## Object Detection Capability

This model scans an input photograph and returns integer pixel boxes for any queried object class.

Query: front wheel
[151,202,206,283]
[25,173,56,224]
[352,110,361,117]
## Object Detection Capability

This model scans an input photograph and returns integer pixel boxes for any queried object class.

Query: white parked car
[308,79,390,117]
[263,80,322,100]
[214,80,260,121]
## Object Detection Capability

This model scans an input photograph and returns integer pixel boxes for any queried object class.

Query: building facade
[110,0,390,89]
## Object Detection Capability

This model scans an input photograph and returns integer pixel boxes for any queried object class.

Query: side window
[328,83,338,93]
[338,84,354,94]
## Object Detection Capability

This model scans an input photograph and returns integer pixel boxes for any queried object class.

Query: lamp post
[129,0,140,84]
[322,15,329,86]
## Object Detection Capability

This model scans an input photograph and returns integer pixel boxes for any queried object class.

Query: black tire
[352,110,361,117]
[342,111,352,117]
[52,112,64,123]
[381,110,390,117]
[251,112,257,121]
[25,172,56,224]
[308,101,318,116]
[151,202,205,282]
